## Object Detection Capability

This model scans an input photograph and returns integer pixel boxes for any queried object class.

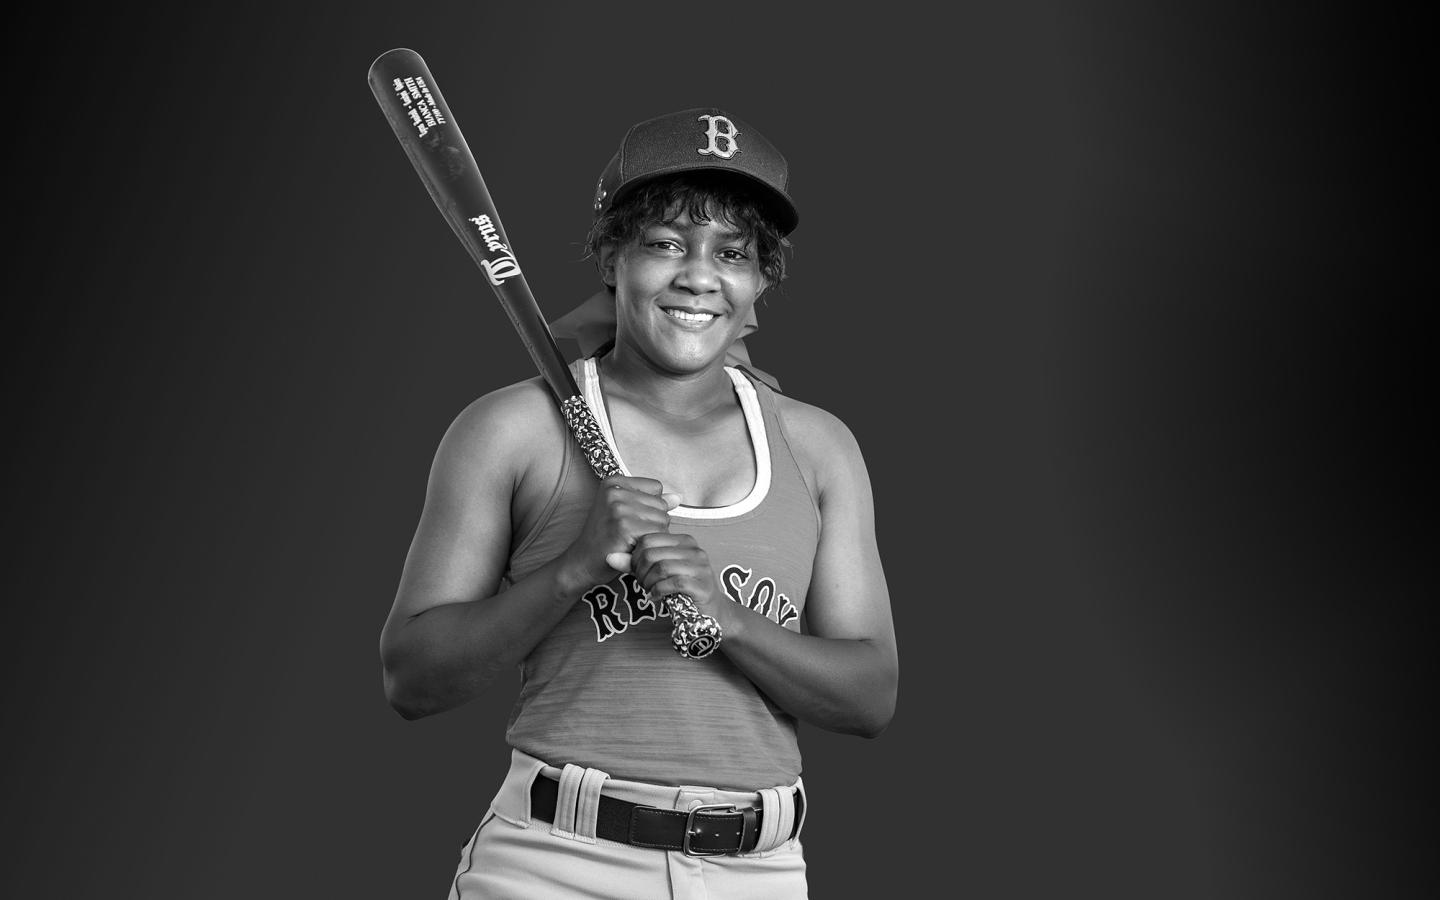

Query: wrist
[552,550,607,600]
[693,592,742,643]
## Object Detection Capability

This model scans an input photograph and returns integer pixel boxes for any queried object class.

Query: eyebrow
[649,220,747,240]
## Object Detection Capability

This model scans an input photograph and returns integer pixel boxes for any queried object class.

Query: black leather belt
[530,774,802,856]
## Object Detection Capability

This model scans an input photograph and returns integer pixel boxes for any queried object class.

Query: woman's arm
[379,381,674,719]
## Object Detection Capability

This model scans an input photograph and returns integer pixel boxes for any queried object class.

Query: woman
[381,107,897,899]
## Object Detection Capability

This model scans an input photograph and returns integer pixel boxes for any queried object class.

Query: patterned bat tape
[561,396,723,659]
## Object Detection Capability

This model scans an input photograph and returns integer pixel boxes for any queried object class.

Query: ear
[598,244,618,288]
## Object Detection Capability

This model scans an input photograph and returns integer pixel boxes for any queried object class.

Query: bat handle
[665,593,724,659]
[561,396,723,660]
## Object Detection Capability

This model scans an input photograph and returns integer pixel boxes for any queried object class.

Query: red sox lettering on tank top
[581,567,800,643]
[500,358,821,790]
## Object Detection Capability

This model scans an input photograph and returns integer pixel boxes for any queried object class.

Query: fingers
[601,475,666,496]
[600,477,683,507]
[600,476,680,518]
[584,478,687,581]
[629,533,711,596]
[631,533,693,552]
[606,534,689,577]
[599,481,669,530]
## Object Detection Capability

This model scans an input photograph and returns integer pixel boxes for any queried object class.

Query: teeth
[664,309,715,323]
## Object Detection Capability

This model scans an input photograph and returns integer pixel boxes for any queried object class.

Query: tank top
[502,357,821,790]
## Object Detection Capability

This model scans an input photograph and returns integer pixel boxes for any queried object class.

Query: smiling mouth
[662,308,717,324]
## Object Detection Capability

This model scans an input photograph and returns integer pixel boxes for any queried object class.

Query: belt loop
[753,786,794,853]
[549,764,586,838]
[574,767,609,843]
[793,777,807,839]
[491,748,546,829]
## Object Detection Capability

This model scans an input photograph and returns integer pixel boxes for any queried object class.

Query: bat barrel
[368,48,579,401]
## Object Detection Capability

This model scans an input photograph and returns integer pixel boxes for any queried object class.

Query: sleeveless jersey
[501,357,821,790]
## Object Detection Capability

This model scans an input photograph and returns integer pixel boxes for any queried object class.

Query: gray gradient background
[2,3,1425,898]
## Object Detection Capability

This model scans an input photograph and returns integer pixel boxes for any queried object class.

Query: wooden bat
[366,48,722,659]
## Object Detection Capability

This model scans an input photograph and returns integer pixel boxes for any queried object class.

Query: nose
[673,251,721,294]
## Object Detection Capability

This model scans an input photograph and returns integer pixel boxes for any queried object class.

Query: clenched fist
[560,475,681,590]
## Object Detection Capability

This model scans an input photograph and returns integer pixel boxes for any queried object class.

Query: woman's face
[602,209,766,376]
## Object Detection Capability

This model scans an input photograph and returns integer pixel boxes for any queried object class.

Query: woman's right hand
[560,475,682,591]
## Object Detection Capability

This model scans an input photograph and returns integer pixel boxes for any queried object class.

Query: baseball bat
[367,48,722,659]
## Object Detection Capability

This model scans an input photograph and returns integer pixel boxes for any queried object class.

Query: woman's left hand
[628,532,727,622]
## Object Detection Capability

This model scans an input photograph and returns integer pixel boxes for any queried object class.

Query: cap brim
[608,165,799,236]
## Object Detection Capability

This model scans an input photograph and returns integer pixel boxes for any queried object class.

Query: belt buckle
[683,803,739,857]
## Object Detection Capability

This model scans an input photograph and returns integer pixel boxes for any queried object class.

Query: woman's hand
[559,475,682,591]
[627,531,729,625]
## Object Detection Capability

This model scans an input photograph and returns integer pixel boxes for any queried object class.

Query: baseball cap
[591,108,799,235]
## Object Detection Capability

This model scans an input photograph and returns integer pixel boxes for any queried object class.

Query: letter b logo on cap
[697,115,740,159]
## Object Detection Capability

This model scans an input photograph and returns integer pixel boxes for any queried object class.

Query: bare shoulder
[429,376,565,495]
[772,393,870,498]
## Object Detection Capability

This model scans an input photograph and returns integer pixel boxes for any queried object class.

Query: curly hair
[584,172,790,285]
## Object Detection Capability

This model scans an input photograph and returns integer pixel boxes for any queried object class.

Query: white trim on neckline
[581,357,771,519]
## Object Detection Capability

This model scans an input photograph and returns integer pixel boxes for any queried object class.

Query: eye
[718,247,752,262]
[645,237,683,253]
